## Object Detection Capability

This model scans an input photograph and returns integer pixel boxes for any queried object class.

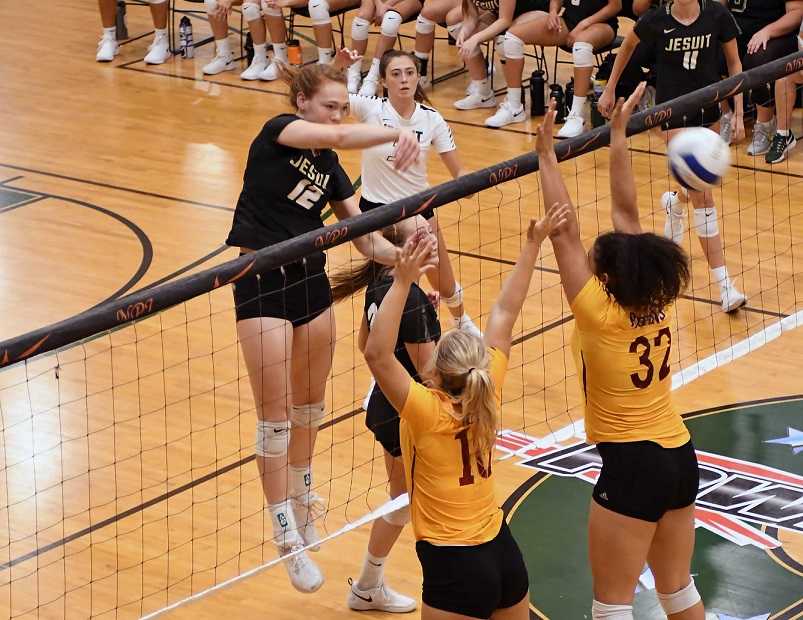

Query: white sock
[154,27,168,38]
[318,47,334,63]
[356,551,386,590]
[570,94,587,117]
[712,266,730,288]
[102,26,116,39]
[475,78,490,93]
[268,500,303,550]
[290,464,311,500]
[273,42,288,63]
[778,129,791,137]
[217,37,232,57]
[253,43,267,62]
[507,87,522,108]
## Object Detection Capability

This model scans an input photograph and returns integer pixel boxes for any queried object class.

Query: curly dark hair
[591,232,690,315]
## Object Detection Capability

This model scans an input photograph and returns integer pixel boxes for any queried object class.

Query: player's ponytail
[433,330,497,458]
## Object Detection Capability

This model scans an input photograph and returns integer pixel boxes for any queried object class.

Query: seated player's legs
[766,69,802,163]
[95,0,169,64]
[260,0,293,81]
[449,12,497,110]
[347,0,379,91]
[309,0,362,65]
[660,124,747,313]
[414,0,462,86]
[203,0,244,74]
[357,0,424,96]
[240,1,271,79]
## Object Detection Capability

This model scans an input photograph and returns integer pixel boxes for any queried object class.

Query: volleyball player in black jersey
[718,0,802,154]
[599,0,748,314]
[225,63,429,594]
[485,0,620,133]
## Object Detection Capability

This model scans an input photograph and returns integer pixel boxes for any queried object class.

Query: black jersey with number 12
[634,0,740,104]
[226,114,355,251]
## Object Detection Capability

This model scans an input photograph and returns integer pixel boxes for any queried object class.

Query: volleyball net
[1,51,802,618]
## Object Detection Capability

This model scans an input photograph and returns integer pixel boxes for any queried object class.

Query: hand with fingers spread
[213,0,233,18]
[609,81,646,135]
[747,27,771,54]
[528,204,570,245]
[458,36,479,62]
[391,130,421,171]
[544,202,573,238]
[547,12,561,32]
[394,235,437,286]
[332,47,362,70]
[535,101,558,161]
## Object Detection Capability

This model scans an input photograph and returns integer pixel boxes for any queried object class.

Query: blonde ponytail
[433,330,498,459]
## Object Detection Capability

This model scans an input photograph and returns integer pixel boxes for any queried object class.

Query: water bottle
[115,0,128,40]
[245,32,254,65]
[565,78,574,116]
[549,83,566,123]
[179,16,194,58]
[530,70,546,117]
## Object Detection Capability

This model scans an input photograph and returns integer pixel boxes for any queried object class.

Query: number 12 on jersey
[287,179,323,210]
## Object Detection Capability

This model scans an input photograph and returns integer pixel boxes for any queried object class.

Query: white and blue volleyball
[667,127,731,192]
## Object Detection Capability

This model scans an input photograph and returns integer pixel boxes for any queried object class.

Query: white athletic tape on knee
[256,420,290,457]
[443,283,463,308]
[381,503,410,526]
[242,1,262,21]
[504,31,525,60]
[446,21,462,39]
[261,0,283,16]
[572,41,594,68]
[308,0,330,25]
[290,402,327,428]
[351,15,370,41]
[591,600,634,619]
[416,14,436,34]
[205,0,218,15]
[381,10,403,37]
[657,579,701,615]
[693,207,718,238]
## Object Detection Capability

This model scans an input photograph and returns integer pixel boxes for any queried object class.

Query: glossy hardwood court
[1,1,802,618]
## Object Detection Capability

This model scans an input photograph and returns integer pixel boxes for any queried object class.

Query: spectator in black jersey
[599,0,749,314]
[225,62,432,594]
[485,0,620,133]
[329,215,439,613]
[718,0,803,155]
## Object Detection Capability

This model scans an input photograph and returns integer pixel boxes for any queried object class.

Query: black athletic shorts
[415,521,529,618]
[661,104,721,131]
[592,439,699,522]
[359,195,435,222]
[232,253,332,328]
[562,5,618,35]
[365,386,402,457]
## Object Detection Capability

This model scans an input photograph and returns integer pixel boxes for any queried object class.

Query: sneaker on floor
[347,65,362,93]
[96,35,119,62]
[292,493,326,552]
[661,191,685,245]
[144,32,170,65]
[259,58,283,81]
[456,314,482,339]
[719,112,734,145]
[485,101,525,128]
[747,119,776,156]
[240,56,268,80]
[765,132,797,164]
[358,75,379,97]
[347,579,417,613]
[556,112,585,138]
[282,544,324,593]
[454,84,496,110]
[720,281,746,313]
[203,51,235,75]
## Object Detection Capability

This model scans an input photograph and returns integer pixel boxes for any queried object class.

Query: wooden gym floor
[0,1,801,618]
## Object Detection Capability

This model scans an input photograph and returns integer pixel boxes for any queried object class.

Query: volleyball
[667,127,731,192]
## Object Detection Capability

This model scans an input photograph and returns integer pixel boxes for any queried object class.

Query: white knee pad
[242,1,262,21]
[256,420,290,457]
[416,14,436,34]
[657,579,701,615]
[351,15,370,41]
[205,0,218,15]
[290,402,327,428]
[572,41,594,68]
[446,21,462,40]
[308,0,330,25]
[381,504,410,526]
[693,207,719,238]
[261,0,283,16]
[381,10,403,37]
[443,283,463,308]
[591,600,634,619]
[147,0,168,4]
[504,31,525,60]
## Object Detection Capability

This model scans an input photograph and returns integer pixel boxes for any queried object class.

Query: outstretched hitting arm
[609,83,646,235]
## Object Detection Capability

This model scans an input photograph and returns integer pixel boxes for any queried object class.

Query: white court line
[139,494,409,619]
[141,310,803,618]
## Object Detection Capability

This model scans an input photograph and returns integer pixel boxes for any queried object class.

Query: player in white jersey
[335,49,482,336]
